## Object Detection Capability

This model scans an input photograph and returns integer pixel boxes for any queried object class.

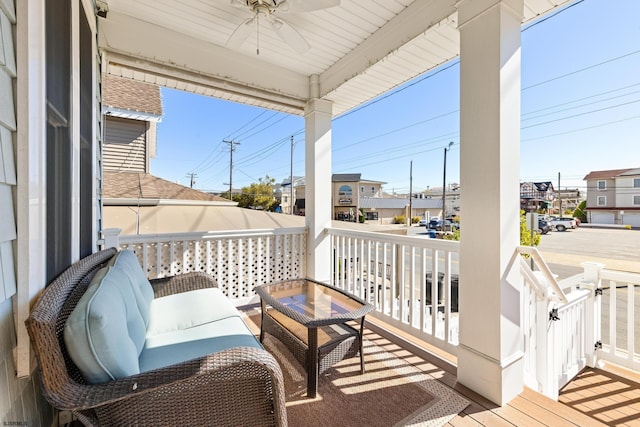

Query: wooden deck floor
[366,318,640,427]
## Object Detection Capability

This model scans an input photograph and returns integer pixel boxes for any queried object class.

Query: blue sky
[151,0,640,195]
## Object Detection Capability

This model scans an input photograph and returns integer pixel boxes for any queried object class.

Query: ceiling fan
[226,0,340,54]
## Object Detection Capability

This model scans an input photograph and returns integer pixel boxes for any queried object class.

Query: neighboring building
[425,183,461,218]
[583,168,640,226]
[292,174,442,223]
[520,181,555,212]
[103,172,237,234]
[333,174,386,222]
[103,75,163,173]
[556,187,582,214]
[101,76,307,234]
[275,176,304,215]
[359,196,441,223]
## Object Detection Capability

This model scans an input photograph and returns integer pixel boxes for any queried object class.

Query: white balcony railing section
[567,265,640,373]
[102,227,307,306]
[102,226,638,401]
[327,227,460,356]
[516,246,598,400]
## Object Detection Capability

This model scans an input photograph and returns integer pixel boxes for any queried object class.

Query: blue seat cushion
[146,288,241,337]
[64,266,146,384]
[108,250,154,326]
[139,316,262,373]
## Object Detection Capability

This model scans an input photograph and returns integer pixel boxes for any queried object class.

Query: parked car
[548,216,577,232]
[419,219,428,226]
[428,219,441,230]
[428,219,459,231]
[538,219,551,235]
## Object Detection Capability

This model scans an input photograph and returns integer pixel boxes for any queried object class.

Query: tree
[235,175,278,211]
[573,200,587,223]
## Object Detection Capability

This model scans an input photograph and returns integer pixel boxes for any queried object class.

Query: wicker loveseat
[25,248,287,426]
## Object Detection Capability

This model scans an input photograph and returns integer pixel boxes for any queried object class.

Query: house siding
[103,116,147,172]
[0,1,16,303]
[1,1,53,424]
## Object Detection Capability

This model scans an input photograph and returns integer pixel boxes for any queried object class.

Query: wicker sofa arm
[63,347,287,426]
[149,271,218,298]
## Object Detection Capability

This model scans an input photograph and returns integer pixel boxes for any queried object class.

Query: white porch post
[304,80,333,282]
[457,0,524,405]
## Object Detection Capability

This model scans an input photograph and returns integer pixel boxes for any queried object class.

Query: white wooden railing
[594,267,640,372]
[102,226,638,400]
[516,246,599,400]
[327,227,460,356]
[102,227,307,306]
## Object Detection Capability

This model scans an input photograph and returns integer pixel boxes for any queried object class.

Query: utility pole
[408,160,413,227]
[185,172,198,188]
[224,139,240,200]
[442,142,453,231]
[557,172,561,217]
[290,136,295,215]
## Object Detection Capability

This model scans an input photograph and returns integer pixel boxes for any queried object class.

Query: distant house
[291,174,441,223]
[424,183,461,218]
[583,168,640,226]
[520,181,555,212]
[275,176,304,215]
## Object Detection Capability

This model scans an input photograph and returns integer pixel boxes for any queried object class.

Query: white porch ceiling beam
[98,12,309,113]
[319,0,458,99]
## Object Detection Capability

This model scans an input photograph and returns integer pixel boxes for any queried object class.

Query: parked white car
[548,217,577,232]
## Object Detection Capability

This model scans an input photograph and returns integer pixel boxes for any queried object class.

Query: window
[79,3,93,259]
[597,196,606,206]
[634,178,640,188]
[597,180,606,190]
[338,185,352,204]
[45,0,96,279]
[46,0,73,282]
[634,195,640,205]
[360,186,364,193]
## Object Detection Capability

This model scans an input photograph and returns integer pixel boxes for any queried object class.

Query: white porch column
[457,0,524,405]
[304,93,333,282]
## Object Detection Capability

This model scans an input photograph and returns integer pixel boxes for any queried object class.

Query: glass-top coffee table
[254,278,374,398]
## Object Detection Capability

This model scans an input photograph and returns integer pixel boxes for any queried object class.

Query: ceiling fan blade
[226,17,255,48]
[278,0,340,13]
[229,0,247,8]
[269,17,310,53]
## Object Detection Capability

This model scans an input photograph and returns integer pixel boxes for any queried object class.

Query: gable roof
[583,168,635,180]
[103,75,163,121]
[103,172,233,204]
[332,173,361,182]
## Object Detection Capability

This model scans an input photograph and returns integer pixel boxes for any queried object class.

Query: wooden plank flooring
[241,306,640,426]
[365,317,640,427]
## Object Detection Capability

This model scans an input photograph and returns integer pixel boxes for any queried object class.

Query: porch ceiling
[98,0,573,117]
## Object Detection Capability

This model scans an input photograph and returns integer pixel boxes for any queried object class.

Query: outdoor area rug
[243,310,469,427]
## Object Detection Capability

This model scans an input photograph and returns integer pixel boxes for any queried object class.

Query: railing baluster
[628,282,634,364]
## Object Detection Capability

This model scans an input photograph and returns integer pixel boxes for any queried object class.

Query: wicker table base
[255,279,373,398]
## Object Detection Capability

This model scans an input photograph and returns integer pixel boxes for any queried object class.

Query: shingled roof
[103,172,232,203]
[582,168,634,181]
[103,75,163,117]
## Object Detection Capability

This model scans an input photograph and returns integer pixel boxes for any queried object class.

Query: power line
[224,109,269,140]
